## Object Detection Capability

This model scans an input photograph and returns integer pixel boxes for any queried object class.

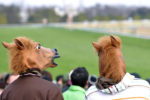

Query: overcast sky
[0,0,150,8]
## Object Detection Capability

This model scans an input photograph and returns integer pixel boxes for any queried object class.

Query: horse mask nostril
[52,48,57,52]
[51,48,60,66]
[54,48,58,53]
[52,48,59,56]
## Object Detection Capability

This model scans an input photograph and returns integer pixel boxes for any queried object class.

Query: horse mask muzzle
[51,48,60,66]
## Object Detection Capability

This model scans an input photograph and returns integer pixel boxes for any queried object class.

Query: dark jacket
[0,75,63,100]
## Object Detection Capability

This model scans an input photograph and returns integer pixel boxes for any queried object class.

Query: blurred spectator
[88,75,97,88]
[0,79,5,95]
[0,88,3,95]
[7,74,19,84]
[62,74,70,93]
[0,73,19,95]
[41,70,53,82]
[130,73,141,78]
[42,18,48,25]
[56,75,63,90]
[146,78,150,84]
[0,73,19,87]
[63,67,89,100]
[0,74,2,79]
[0,80,5,89]
[0,73,10,89]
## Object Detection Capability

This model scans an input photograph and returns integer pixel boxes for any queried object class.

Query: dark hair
[130,73,141,78]
[71,67,89,88]
[0,73,10,89]
[88,75,97,88]
[56,75,63,82]
[146,78,150,84]
[41,70,53,82]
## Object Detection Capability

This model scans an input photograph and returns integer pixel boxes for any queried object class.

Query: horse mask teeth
[52,48,60,66]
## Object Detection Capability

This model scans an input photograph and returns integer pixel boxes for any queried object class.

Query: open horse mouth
[52,48,60,66]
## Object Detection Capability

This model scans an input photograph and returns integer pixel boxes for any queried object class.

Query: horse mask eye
[36,44,41,49]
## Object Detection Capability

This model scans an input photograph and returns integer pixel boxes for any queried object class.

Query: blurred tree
[104,16,110,21]
[59,15,67,22]
[137,7,150,19]
[147,13,150,19]
[0,4,150,23]
[133,14,141,20]
[48,9,60,22]
[119,16,126,20]
[74,13,87,21]
[0,5,20,24]
[5,5,21,24]
[28,7,60,23]
[0,12,7,24]
[94,15,103,21]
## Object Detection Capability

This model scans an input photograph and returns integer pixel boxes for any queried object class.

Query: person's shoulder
[86,85,99,97]
[63,87,71,96]
[129,78,150,88]
[42,79,59,89]
[30,76,60,91]
[33,76,54,85]
[62,90,68,98]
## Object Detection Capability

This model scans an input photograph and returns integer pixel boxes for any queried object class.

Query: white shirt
[86,73,150,100]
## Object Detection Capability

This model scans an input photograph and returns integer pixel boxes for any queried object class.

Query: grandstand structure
[60,20,150,39]
[1,19,150,39]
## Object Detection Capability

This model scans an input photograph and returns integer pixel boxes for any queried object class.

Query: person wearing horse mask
[86,36,150,100]
[0,37,63,100]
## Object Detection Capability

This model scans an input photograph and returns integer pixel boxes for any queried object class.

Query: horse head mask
[2,37,60,74]
[92,36,126,83]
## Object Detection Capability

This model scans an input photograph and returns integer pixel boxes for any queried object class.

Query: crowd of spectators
[0,67,149,99]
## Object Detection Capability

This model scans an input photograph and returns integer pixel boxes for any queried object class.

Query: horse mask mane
[2,37,60,74]
[92,36,126,84]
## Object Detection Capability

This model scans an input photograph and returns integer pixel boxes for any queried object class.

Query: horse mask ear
[110,36,120,47]
[2,42,11,49]
[14,39,24,50]
[92,42,101,52]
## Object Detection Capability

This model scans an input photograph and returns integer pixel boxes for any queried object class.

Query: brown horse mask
[92,36,126,83]
[2,37,60,74]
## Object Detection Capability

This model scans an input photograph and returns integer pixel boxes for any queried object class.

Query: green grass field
[0,26,150,79]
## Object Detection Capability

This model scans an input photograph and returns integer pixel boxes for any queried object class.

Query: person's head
[0,73,19,89]
[88,75,97,88]
[71,67,89,88]
[41,70,53,82]
[56,75,63,84]
[0,73,10,89]
[2,37,60,74]
[146,78,150,84]
[62,74,69,85]
[130,73,141,78]
[7,74,19,84]
[92,36,126,83]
